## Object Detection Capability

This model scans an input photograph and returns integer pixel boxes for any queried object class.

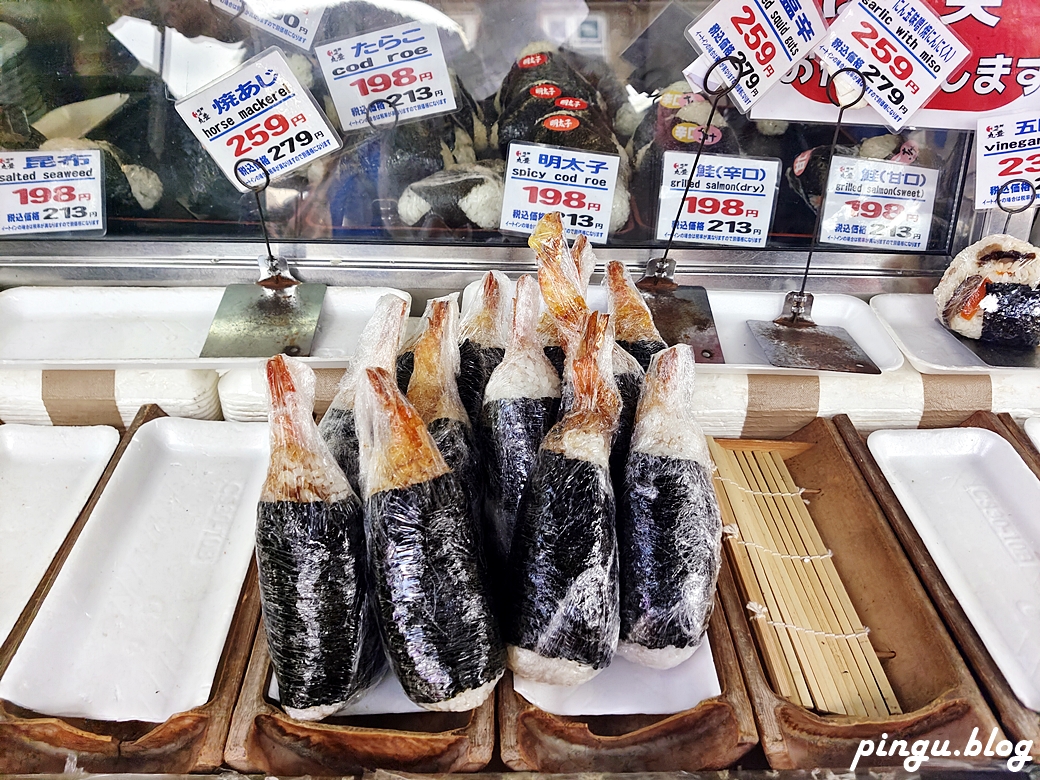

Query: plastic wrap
[617,345,721,670]
[406,295,480,523]
[934,234,1040,346]
[355,367,504,711]
[611,344,645,489]
[318,294,408,494]
[606,260,667,371]
[257,355,386,722]
[507,312,621,686]
[481,275,562,590]
[531,212,589,359]
[458,270,511,426]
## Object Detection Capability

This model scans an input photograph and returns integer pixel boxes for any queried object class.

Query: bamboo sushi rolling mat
[708,437,901,718]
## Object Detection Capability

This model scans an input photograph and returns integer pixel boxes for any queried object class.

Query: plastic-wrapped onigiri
[934,234,1040,348]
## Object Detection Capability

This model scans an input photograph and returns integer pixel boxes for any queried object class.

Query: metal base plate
[747,319,881,374]
[643,285,725,364]
[950,329,1040,368]
[200,283,327,358]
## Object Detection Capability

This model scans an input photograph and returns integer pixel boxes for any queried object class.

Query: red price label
[522,186,591,210]
[684,196,749,216]
[11,185,88,205]
[730,5,776,73]
[844,199,905,219]
[348,67,420,95]
[225,113,322,163]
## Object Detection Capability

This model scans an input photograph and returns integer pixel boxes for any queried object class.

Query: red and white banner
[751,0,1040,129]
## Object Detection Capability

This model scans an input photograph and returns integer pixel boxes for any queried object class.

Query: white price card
[975,109,1040,211]
[500,142,620,245]
[819,155,937,250]
[655,151,780,247]
[684,0,827,113]
[206,0,323,51]
[814,0,970,132]
[0,150,104,236]
[317,21,456,131]
[175,47,341,192]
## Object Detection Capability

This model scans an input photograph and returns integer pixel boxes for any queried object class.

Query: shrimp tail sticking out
[357,367,504,711]
[481,275,561,603]
[507,311,621,686]
[606,260,667,371]
[532,212,590,364]
[257,354,385,722]
[406,294,480,523]
[457,270,511,427]
[617,345,721,669]
[319,294,408,494]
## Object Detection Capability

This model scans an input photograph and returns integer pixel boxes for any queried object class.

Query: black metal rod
[235,157,274,262]
[996,177,1037,234]
[659,55,742,266]
[797,67,866,297]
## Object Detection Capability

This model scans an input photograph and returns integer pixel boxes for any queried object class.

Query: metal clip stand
[199,158,328,358]
[747,67,881,374]
[635,54,742,364]
[947,177,1040,368]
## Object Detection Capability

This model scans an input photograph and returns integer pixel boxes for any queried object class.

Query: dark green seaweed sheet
[508,449,618,669]
[618,454,720,650]
[257,498,385,714]
[366,472,504,706]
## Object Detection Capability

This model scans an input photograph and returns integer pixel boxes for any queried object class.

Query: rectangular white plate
[268,663,425,716]
[0,418,269,723]
[1026,417,1040,452]
[870,293,1038,374]
[512,639,721,716]
[465,280,903,375]
[0,286,410,370]
[867,428,1040,712]
[0,424,120,647]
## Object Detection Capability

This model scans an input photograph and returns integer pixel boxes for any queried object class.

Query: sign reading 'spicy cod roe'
[975,108,1040,210]
[684,0,827,113]
[0,150,104,236]
[500,142,620,245]
[205,0,324,51]
[656,151,780,247]
[819,155,937,250]
[175,47,341,193]
[813,0,971,132]
[317,21,456,131]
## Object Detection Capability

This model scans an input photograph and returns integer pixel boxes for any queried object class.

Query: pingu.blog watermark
[849,728,1033,772]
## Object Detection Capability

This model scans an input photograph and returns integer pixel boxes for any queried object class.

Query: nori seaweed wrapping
[506,311,621,685]
[480,275,562,588]
[257,355,385,721]
[357,367,504,711]
[319,294,408,495]
[617,339,668,371]
[980,282,1040,347]
[458,271,510,427]
[611,361,643,487]
[617,345,721,669]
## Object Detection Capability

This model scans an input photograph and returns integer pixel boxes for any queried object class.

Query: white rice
[616,641,696,670]
[507,645,602,686]
[419,673,501,712]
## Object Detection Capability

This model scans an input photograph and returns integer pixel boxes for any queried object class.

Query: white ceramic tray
[268,663,424,716]
[1026,417,1040,452]
[867,428,1040,711]
[464,280,903,374]
[513,639,721,716]
[0,418,269,723]
[870,293,1038,374]
[0,286,410,370]
[0,424,120,647]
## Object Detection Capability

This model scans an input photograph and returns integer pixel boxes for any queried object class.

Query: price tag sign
[819,155,937,250]
[175,47,341,192]
[814,0,970,132]
[655,151,780,247]
[684,0,827,112]
[206,0,323,51]
[975,109,1040,210]
[0,150,104,236]
[500,142,620,245]
[317,21,456,131]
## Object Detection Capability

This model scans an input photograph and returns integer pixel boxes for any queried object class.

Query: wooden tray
[224,614,495,775]
[497,592,758,772]
[0,404,262,773]
[837,410,1040,761]
[715,417,1003,769]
